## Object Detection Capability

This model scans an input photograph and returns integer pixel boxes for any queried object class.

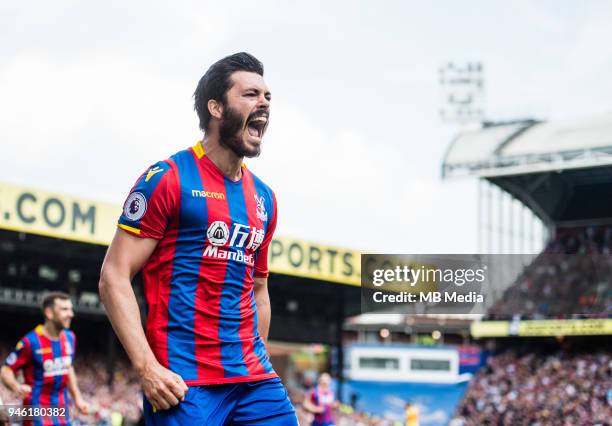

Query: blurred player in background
[0,292,89,426]
[404,401,419,426]
[99,52,297,425]
[303,373,337,426]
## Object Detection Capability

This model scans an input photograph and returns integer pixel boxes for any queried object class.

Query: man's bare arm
[99,229,187,410]
[99,229,157,373]
[302,395,324,414]
[66,367,82,400]
[67,367,88,413]
[253,276,271,344]
[0,366,30,399]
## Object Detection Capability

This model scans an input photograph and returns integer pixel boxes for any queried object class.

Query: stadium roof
[442,112,612,178]
[442,112,612,225]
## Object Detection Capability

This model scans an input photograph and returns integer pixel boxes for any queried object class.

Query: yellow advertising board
[0,182,120,246]
[470,321,510,338]
[518,319,612,336]
[268,237,360,286]
[471,319,612,338]
[0,182,360,285]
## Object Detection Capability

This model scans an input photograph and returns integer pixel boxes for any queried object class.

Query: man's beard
[219,104,262,158]
[51,318,66,331]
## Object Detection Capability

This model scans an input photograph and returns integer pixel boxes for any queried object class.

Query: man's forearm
[99,269,157,373]
[67,368,82,401]
[0,366,20,394]
[254,278,271,344]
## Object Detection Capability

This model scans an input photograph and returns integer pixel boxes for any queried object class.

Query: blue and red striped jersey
[4,325,75,420]
[117,143,278,385]
[310,387,335,424]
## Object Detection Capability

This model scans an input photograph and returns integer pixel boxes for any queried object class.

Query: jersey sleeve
[254,191,277,278]
[118,161,178,239]
[4,337,31,373]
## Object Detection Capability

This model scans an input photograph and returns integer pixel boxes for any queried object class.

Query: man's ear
[208,99,223,120]
[43,306,52,321]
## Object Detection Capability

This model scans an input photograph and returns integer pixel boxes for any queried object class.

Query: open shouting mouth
[246,113,268,142]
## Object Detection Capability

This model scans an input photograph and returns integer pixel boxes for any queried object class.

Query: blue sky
[2,1,611,252]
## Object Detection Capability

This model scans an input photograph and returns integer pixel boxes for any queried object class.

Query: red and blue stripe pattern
[118,144,278,385]
[4,326,74,426]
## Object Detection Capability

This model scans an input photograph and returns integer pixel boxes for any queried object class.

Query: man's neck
[42,321,61,339]
[200,136,243,182]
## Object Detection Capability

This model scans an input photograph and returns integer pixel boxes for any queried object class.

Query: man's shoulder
[164,145,202,170]
[135,148,192,189]
[143,146,196,175]
[145,157,178,179]
[16,328,38,348]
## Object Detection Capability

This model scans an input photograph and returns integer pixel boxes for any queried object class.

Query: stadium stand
[452,350,612,425]
[444,114,612,426]
[489,225,612,320]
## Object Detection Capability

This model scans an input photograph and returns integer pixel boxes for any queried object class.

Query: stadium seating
[488,225,612,319]
[452,351,612,425]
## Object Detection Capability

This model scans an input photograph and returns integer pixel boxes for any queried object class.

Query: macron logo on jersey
[192,189,226,200]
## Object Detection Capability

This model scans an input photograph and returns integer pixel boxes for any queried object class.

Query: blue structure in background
[336,344,483,425]
[342,380,469,426]
[458,345,487,375]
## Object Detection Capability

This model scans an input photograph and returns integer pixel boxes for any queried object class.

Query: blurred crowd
[452,351,612,426]
[71,355,143,425]
[489,225,612,319]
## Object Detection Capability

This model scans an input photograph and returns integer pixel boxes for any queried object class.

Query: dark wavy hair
[194,52,264,132]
